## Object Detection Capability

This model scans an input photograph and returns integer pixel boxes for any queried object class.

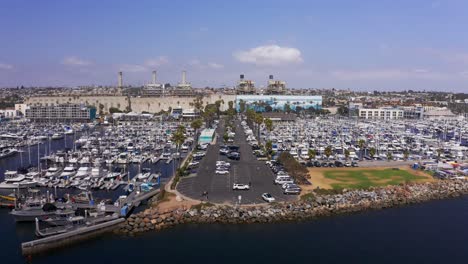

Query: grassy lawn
[323,169,428,190]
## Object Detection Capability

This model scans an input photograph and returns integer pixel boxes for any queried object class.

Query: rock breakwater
[118,180,468,235]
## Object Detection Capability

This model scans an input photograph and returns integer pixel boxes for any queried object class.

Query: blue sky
[1,0,468,91]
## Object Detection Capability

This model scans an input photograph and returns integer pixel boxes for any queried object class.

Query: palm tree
[191,119,203,142]
[386,152,393,161]
[403,149,409,161]
[171,126,186,151]
[358,139,366,160]
[369,147,376,160]
[265,140,273,157]
[239,99,246,113]
[254,113,264,139]
[308,149,316,160]
[264,118,273,132]
[344,149,350,160]
[324,146,333,160]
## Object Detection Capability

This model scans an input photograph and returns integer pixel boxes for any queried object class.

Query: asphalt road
[177,117,296,205]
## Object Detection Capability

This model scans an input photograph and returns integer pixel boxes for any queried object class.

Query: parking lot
[177,118,296,204]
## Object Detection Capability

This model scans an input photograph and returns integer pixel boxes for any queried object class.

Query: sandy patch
[153,192,200,212]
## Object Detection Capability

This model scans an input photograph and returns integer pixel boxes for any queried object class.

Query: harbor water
[0,195,466,263]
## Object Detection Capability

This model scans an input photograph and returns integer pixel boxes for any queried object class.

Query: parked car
[227,152,240,160]
[284,187,301,195]
[219,148,230,155]
[216,161,231,167]
[351,161,359,167]
[261,193,275,203]
[233,183,250,190]
[215,169,229,174]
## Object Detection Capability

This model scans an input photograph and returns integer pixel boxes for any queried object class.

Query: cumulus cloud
[119,64,148,72]
[234,45,303,66]
[145,56,169,67]
[62,56,91,66]
[0,63,13,70]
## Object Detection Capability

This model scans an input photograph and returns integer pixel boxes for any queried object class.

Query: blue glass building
[235,95,322,112]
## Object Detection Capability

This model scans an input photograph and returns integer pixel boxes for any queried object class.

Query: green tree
[254,113,264,139]
[358,139,366,160]
[264,118,273,132]
[190,118,203,141]
[171,126,186,151]
[239,99,246,113]
[369,147,376,159]
[337,105,349,116]
[437,148,443,160]
[403,149,409,161]
[344,149,350,160]
[203,104,217,127]
[99,103,104,115]
[308,149,316,160]
[324,146,333,160]
[109,107,122,114]
[386,152,393,161]
[223,133,229,143]
[265,140,273,156]
[193,96,204,113]
[284,103,291,113]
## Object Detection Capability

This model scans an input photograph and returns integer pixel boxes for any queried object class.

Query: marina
[0,118,192,254]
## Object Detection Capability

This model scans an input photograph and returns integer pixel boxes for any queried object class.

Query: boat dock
[20,187,160,255]
[21,218,125,255]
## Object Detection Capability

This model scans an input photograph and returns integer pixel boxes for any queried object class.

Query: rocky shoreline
[118,180,468,235]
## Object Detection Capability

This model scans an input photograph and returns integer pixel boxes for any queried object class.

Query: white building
[359,108,404,120]
[0,108,18,119]
[15,103,28,115]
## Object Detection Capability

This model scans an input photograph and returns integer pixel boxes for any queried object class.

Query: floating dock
[21,218,125,255]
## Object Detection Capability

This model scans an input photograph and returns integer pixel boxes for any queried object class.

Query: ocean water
[0,195,465,264]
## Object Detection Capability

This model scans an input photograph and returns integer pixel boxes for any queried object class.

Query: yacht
[0,171,36,189]
[59,166,77,179]
[74,167,90,178]
[0,148,18,159]
[44,166,62,178]
[51,133,64,140]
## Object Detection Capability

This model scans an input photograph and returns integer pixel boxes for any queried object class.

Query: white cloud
[119,64,148,72]
[208,62,224,69]
[145,56,169,67]
[234,45,303,66]
[62,56,91,66]
[0,63,13,70]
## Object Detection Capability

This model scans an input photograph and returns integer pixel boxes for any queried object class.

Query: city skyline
[1,0,468,92]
